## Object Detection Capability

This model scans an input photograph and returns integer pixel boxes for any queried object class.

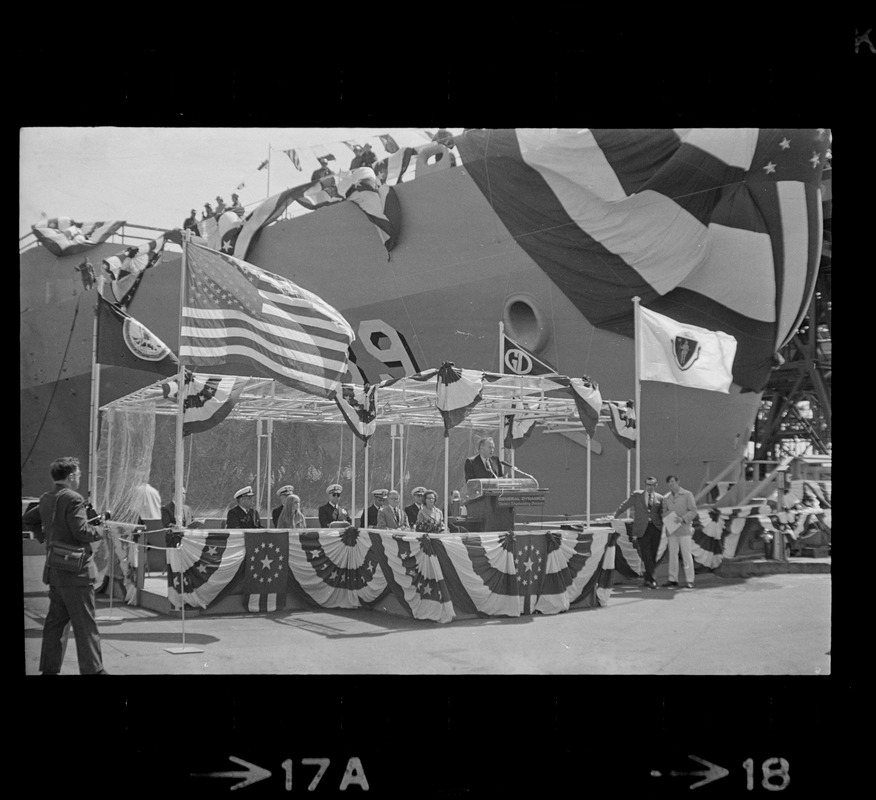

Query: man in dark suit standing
[464,437,505,481]
[318,484,351,528]
[225,486,261,529]
[22,456,108,674]
[614,476,663,588]
[404,486,426,527]
[161,487,193,528]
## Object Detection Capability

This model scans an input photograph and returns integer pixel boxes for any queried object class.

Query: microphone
[500,461,537,483]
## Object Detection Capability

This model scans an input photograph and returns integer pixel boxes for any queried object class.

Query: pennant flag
[604,399,637,449]
[455,129,829,392]
[346,181,402,253]
[160,372,249,436]
[243,531,288,612]
[333,383,378,442]
[283,148,302,170]
[638,306,738,393]
[96,295,180,376]
[435,362,483,433]
[233,185,308,261]
[341,140,360,153]
[378,134,400,154]
[257,159,269,171]
[566,375,602,437]
[101,235,167,309]
[501,334,557,376]
[31,218,125,257]
[180,242,354,397]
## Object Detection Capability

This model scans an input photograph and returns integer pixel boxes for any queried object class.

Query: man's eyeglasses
[330,492,341,496]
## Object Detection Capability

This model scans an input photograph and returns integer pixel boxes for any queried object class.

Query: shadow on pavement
[24,629,219,645]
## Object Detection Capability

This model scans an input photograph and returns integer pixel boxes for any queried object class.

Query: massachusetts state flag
[32,217,125,257]
[180,242,354,398]
[244,531,289,612]
[435,362,483,433]
[638,306,737,393]
[96,295,180,376]
[604,399,637,449]
[161,372,249,436]
[101,234,167,309]
[333,383,378,442]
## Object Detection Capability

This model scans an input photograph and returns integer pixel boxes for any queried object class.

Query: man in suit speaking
[464,437,505,481]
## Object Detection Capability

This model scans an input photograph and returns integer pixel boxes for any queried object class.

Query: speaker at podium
[461,476,549,532]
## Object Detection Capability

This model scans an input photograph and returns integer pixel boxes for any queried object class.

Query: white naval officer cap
[234,486,254,499]
[277,484,295,497]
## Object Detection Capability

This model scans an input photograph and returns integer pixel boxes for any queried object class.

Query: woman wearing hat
[277,493,306,530]
[415,490,445,533]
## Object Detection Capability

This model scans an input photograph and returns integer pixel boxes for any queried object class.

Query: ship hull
[21,165,760,512]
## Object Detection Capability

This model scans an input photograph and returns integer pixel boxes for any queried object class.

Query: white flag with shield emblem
[638,307,737,393]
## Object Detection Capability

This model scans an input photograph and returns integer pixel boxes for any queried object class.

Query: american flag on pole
[180,242,354,398]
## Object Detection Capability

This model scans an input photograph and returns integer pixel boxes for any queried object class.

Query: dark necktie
[332,506,338,521]
[647,493,652,509]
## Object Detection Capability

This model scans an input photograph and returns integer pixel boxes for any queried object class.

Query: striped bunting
[456,129,829,392]
[346,181,401,253]
[435,362,483,433]
[101,234,167,309]
[166,532,244,610]
[32,218,125,257]
[160,372,249,436]
[333,383,378,442]
[287,529,388,608]
[180,242,354,398]
[604,400,637,449]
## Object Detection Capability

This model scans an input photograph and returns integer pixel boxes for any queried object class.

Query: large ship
[19,128,829,518]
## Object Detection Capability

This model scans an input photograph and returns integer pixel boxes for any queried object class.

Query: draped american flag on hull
[180,242,355,398]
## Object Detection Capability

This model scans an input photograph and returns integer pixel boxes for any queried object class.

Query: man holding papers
[661,475,699,589]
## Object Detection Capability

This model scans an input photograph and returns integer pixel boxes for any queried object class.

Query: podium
[461,479,549,532]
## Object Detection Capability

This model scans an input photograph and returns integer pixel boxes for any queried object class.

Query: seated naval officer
[377,490,406,529]
[404,486,426,527]
[225,486,262,529]
[360,489,388,528]
[272,484,295,526]
[463,437,505,481]
[318,484,351,528]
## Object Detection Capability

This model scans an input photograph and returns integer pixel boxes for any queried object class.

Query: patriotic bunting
[167,531,245,610]
[435,362,483,433]
[333,383,379,442]
[504,402,540,450]
[563,375,602,437]
[160,372,249,436]
[32,217,125,257]
[101,234,167,309]
[604,400,637,449]
[346,180,402,253]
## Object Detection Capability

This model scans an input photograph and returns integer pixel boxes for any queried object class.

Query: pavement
[22,553,831,675]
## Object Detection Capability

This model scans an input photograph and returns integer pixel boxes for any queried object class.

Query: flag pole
[266,145,271,198]
[633,296,642,491]
[363,439,369,528]
[586,432,592,529]
[626,449,632,498]
[88,275,104,505]
[351,430,356,522]
[444,432,449,531]
[498,321,505,464]
[167,231,202,655]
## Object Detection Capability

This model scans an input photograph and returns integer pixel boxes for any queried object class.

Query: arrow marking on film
[653,754,729,790]
[191,755,272,791]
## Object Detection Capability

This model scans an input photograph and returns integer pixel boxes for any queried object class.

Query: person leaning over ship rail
[661,475,698,589]
[225,486,261,529]
[22,456,109,675]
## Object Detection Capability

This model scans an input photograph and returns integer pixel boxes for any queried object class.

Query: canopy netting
[97,404,491,522]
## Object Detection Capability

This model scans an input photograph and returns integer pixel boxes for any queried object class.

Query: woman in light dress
[277,493,307,529]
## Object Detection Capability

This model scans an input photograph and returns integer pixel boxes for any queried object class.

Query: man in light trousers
[661,475,698,589]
